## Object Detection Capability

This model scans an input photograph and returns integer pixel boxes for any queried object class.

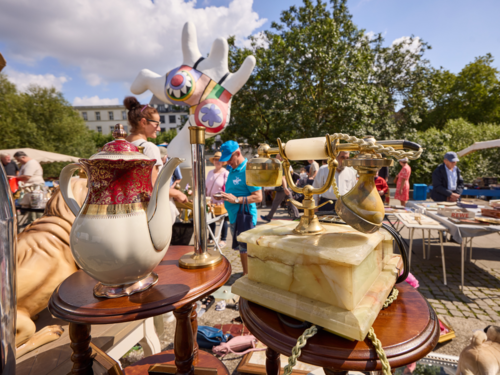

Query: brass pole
[179,126,222,269]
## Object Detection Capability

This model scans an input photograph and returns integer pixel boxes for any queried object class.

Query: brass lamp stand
[179,126,223,269]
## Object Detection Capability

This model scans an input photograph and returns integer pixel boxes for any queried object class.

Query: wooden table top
[240,282,439,372]
[49,246,231,324]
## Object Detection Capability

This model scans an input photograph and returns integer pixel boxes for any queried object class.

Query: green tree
[410,118,500,184]
[0,74,96,157]
[421,54,500,129]
[225,0,434,147]
[148,129,177,145]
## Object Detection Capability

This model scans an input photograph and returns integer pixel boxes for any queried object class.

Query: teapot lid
[89,124,151,161]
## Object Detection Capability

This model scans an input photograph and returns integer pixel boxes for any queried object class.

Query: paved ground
[122,199,500,372]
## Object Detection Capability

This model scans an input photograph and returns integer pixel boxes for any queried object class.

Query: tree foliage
[421,54,500,130]
[0,73,96,157]
[225,0,435,146]
[411,119,500,184]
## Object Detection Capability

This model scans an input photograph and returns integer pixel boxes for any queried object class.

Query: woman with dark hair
[123,96,188,207]
[124,96,164,184]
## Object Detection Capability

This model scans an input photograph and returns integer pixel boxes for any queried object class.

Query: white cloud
[73,96,120,106]
[0,0,266,86]
[241,31,269,50]
[4,68,68,92]
[392,36,422,54]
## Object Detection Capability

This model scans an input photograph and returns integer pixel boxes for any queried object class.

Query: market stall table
[407,201,500,291]
[15,204,45,229]
[394,213,448,284]
[239,282,440,374]
[48,245,231,375]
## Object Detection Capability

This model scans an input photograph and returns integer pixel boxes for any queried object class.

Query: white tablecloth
[407,201,500,243]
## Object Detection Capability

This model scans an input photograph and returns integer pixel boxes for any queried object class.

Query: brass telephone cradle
[247,134,422,235]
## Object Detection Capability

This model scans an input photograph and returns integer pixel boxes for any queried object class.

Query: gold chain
[367,328,392,375]
[283,288,400,375]
[283,325,319,375]
[331,133,423,160]
[382,288,399,309]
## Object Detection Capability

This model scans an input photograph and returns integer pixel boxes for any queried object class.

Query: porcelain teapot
[59,124,183,298]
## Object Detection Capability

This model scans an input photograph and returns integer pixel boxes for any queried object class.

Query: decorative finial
[112,124,127,139]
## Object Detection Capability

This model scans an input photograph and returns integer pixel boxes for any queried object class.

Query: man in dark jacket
[430,152,464,202]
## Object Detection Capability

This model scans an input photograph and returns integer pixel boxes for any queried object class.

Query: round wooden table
[239,283,439,374]
[49,246,231,375]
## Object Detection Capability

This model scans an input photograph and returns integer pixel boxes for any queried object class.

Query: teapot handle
[59,163,84,217]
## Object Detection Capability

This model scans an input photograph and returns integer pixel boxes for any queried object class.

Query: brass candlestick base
[179,249,223,269]
[293,212,326,235]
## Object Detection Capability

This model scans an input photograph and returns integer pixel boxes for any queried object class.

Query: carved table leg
[265,347,280,375]
[174,304,195,375]
[190,302,199,361]
[323,369,348,375]
[69,323,93,375]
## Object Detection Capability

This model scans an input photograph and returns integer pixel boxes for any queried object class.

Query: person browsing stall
[123,97,187,222]
[430,152,464,202]
[374,170,389,202]
[260,154,300,222]
[13,151,44,188]
[313,152,357,212]
[394,157,411,206]
[1,154,19,177]
[219,141,262,275]
[206,151,229,248]
[307,159,319,184]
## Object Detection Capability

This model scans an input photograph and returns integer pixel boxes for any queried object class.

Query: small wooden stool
[239,282,439,374]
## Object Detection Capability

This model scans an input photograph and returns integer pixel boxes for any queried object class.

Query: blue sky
[1,0,498,106]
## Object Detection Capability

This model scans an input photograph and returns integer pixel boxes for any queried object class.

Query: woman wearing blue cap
[219,141,262,275]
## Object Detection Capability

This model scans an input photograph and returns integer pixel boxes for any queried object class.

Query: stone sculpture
[130,22,256,168]
[15,178,87,358]
[456,325,500,375]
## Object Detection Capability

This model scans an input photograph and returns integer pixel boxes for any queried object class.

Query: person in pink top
[394,157,411,206]
[206,151,229,248]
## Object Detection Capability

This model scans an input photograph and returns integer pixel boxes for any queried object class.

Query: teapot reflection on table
[59,124,183,298]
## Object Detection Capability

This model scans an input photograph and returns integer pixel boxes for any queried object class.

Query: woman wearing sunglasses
[124,96,188,205]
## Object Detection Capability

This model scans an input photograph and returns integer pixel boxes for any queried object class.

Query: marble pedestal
[232,221,401,341]
[238,221,395,311]
[232,254,401,341]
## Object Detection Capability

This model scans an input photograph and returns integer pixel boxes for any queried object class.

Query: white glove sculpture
[131,22,256,168]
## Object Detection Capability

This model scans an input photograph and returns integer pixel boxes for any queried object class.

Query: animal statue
[456,325,500,375]
[15,178,88,358]
[130,22,256,168]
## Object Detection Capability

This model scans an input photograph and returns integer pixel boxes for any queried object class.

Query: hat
[444,152,459,163]
[209,151,225,164]
[399,157,409,162]
[158,147,168,158]
[219,140,239,162]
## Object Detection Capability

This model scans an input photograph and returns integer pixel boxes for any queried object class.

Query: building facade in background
[74,100,188,135]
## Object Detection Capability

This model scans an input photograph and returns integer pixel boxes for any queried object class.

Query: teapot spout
[147,157,184,251]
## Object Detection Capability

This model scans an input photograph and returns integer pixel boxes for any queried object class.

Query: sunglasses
[146,119,161,127]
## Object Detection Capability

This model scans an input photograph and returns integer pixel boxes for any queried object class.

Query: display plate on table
[481,207,500,218]
[476,216,500,225]
[449,218,490,226]
[437,207,475,219]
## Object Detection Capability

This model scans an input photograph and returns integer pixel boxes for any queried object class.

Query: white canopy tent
[0,148,80,163]
[457,139,500,157]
